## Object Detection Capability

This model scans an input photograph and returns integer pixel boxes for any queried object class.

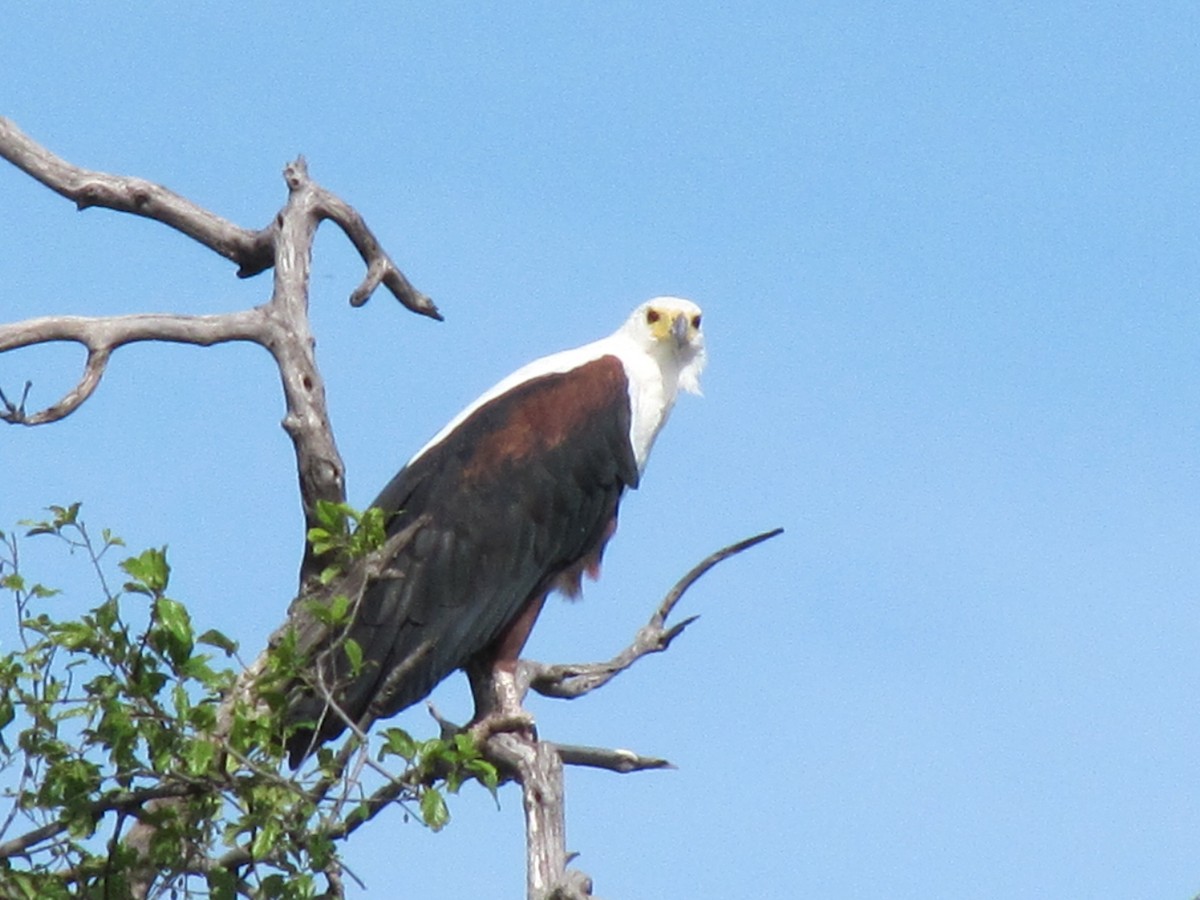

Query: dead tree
[0,117,781,899]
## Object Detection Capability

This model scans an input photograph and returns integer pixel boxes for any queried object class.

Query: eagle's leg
[466,592,548,739]
[466,664,537,740]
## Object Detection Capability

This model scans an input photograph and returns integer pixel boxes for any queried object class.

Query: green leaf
[343,638,363,675]
[186,739,218,776]
[93,597,120,631]
[180,655,232,691]
[156,597,192,643]
[306,526,335,557]
[466,758,501,794]
[258,874,287,898]
[153,596,194,665]
[453,732,477,756]
[52,621,94,651]
[22,503,82,537]
[304,593,353,627]
[309,501,389,565]
[197,628,238,655]
[420,786,450,831]
[306,830,336,871]
[379,727,416,762]
[314,499,350,531]
[50,503,82,527]
[206,867,237,900]
[120,546,170,594]
[350,506,387,556]
[250,817,282,859]
[329,593,350,623]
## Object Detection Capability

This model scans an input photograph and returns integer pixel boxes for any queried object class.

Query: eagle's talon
[469,709,538,743]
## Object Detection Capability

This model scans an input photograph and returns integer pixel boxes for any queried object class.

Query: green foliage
[0,506,502,898]
[305,500,387,585]
[376,729,501,831]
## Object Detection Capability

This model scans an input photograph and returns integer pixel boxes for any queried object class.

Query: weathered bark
[0,116,437,589]
[489,529,782,900]
[487,736,590,900]
[1,117,441,896]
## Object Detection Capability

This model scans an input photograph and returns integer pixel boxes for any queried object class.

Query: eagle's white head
[620,296,707,396]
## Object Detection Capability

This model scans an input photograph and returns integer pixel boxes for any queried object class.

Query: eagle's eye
[646,309,661,325]
[691,314,702,329]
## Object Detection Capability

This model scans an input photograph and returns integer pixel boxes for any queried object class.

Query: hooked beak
[670,312,689,347]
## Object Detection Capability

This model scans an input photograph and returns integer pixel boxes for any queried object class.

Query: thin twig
[0,783,202,861]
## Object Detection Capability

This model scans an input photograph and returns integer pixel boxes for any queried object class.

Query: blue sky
[3,3,1200,897]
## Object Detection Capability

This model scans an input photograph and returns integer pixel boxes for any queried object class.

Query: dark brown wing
[285,355,638,765]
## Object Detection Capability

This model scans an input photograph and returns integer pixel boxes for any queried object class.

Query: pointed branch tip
[659,526,784,622]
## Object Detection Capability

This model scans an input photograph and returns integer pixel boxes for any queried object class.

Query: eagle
[284,297,706,766]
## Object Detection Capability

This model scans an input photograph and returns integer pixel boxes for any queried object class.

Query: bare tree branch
[307,180,430,314]
[525,528,785,700]
[1,116,439,318]
[486,734,594,900]
[0,119,437,588]
[231,529,779,898]
[0,782,203,862]
[0,120,444,896]
[0,117,276,277]
[472,528,782,900]
[0,310,266,425]
[550,743,673,774]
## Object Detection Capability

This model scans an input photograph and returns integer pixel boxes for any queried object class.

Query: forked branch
[524,528,785,700]
[0,116,437,316]
[480,527,783,900]
[0,310,265,425]
[0,117,438,587]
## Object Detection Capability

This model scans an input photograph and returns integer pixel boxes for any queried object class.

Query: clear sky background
[3,3,1199,898]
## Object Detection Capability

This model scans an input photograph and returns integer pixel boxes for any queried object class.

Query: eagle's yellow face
[625,296,707,395]
[643,300,703,349]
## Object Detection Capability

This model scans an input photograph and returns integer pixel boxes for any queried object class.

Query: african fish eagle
[285,297,706,765]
